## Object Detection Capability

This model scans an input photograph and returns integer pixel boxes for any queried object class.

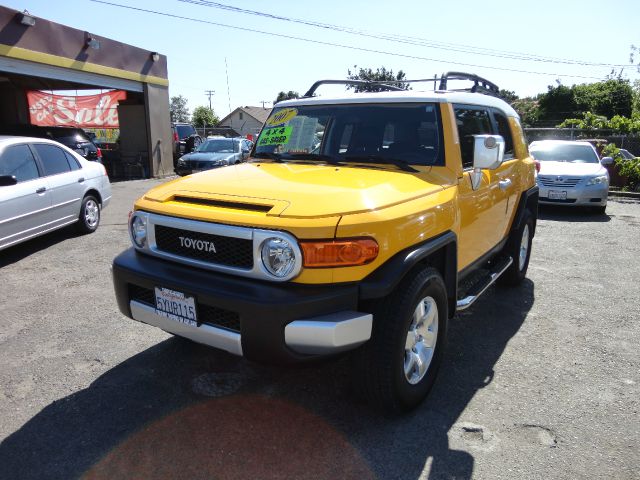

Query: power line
[178,0,630,69]
[204,89,215,110]
[89,0,606,81]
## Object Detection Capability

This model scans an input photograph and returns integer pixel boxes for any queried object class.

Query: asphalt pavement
[0,179,638,480]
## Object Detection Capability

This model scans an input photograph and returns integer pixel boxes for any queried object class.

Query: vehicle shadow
[0,280,535,480]
[0,227,81,268]
[538,205,611,223]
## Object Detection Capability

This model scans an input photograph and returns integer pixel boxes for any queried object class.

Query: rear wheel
[353,267,448,412]
[76,195,100,233]
[499,209,533,286]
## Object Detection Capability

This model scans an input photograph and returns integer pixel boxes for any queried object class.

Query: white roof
[529,140,595,147]
[278,89,518,118]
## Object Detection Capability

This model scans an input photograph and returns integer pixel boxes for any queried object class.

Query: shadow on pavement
[0,280,535,479]
[538,205,611,223]
[0,227,80,268]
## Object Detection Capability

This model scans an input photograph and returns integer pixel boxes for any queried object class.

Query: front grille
[154,224,253,268]
[538,176,582,188]
[128,284,241,332]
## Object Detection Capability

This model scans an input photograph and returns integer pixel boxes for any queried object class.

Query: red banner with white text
[27,90,127,128]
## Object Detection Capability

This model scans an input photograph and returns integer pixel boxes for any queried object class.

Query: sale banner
[27,90,127,128]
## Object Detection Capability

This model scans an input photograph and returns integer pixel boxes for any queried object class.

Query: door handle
[498,179,512,191]
[77,177,85,183]
[36,186,47,194]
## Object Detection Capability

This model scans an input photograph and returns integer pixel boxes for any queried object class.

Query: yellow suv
[113,73,538,411]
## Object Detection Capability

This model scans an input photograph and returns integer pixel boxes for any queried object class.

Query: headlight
[130,214,148,248]
[261,237,296,278]
[586,175,608,186]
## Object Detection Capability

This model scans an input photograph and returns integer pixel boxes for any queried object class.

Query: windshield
[175,125,196,140]
[530,144,599,163]
[197,139,238,153]
[254,103,443,167]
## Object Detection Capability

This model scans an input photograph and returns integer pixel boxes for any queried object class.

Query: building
[0,5,173,178]
[218,106,270,139]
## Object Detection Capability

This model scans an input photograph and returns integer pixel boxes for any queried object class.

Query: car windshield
[197,139,238,153]
[254,103,443,168]
[530,144,599,163]
[176,125,196,139]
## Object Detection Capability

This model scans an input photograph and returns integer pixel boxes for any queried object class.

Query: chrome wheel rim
[85,199,100,228]
[519,224,530,271]
[404,296,438,385]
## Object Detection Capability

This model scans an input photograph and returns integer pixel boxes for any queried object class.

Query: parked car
[0,136,111,251]
[113,72,539,412]
[618,148,637,160]
[529,140,611,213]
[0,125,102,162]
[172,123,202,163]
[174,137,252,175]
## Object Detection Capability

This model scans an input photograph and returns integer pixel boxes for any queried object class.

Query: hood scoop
[172,195,274,213]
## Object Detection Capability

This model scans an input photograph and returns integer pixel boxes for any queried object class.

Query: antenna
[225,57,231,113]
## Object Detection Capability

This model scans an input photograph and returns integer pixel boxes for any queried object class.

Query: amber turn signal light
[301,238,379,267]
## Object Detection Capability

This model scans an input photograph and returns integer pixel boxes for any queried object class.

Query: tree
[274,91,299,104]
[346,66,409,92]
[499,89,519,103]
[191,106,219,127]
[170,95,190,122]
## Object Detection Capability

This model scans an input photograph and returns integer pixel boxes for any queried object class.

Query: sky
[3,0,639,118]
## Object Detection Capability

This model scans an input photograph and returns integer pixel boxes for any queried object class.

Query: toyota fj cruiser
[112,72,538,411]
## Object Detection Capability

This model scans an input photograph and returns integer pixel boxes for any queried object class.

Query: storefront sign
[27,90,127,127]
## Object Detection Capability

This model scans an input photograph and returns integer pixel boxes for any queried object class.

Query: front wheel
[76,195,101,233]
[353,267,448,412]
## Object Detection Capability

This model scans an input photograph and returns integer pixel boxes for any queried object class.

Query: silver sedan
[530,140,611,214]
[0,136,111,251]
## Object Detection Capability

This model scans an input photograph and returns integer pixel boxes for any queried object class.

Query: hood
[538,161,606,177]
[181,152,235,162]
[142,162,445,218]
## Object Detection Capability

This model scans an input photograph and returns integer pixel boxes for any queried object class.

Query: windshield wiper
[252,152,285,162]
[343,154,419,173]
[281,153,344,166]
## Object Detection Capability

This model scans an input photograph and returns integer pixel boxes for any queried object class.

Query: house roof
[219,106,271,126]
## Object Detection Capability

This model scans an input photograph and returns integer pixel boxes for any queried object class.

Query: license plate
[548,190,567,200]
[155,287,197,326]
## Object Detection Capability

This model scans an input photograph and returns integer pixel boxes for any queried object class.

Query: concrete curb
[609,190,640,199]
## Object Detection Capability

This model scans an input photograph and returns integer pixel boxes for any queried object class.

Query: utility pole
[259,100,271,109]
[204,90,215,111]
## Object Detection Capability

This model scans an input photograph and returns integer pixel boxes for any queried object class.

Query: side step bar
[456,256,513,312]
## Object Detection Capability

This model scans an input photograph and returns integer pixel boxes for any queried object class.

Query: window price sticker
[258,126,293,146]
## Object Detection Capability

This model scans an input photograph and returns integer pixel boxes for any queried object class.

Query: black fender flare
[359,231,458,317]
[510,185,539,237]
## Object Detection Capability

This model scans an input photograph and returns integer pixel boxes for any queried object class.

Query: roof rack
[302,72,500,98]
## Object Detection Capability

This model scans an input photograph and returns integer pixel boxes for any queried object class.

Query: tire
[498,209,533,286]
[353,267,448,413]
[76,195,101,234]
[593,205,607,215]
[186,135,202,152]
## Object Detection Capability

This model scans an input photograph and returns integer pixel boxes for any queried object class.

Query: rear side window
[492,110,514,159]
[64,151,82,171]
[176,125,196,139]
[453,105,493,168]
[0,144,40,182]
[33,144,72,176]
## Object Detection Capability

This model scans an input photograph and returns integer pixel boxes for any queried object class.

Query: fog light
[130,214,147,248]
[261,237,296,278]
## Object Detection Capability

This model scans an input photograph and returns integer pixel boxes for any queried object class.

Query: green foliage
[557,111,640,134]
[191,106,219,127]
[603,144,640,191]
[534,80,633,126]
[499,90,519,103]
[346,66,409,92]
[274,91,299,104]
[169,95,190,122]
[511,97,540,127]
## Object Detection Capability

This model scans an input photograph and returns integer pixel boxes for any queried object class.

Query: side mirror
[600,156,614,166]
[0,175,17,186]
[470,135,505,190]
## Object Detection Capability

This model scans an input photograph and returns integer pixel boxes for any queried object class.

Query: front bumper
[537,183,608,206]
[112,248,372,363]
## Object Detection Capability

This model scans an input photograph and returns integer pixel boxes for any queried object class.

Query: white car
[529,140,612,214]
[0,136,112,251]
